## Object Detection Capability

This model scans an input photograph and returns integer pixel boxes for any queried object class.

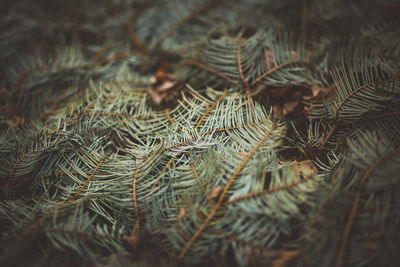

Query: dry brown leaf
[147,70,181,107]
[272,249,299,267]
[157,80,177,92]
[303,84,334,101]
[271,88,303,118]
[147,87,166,105]
[209,185,223,200]
[268,86,290,98]
[283,100,299,115]
[154,59,169,81]
[290,160,318,178]
[146,59,183,107]
[273,100,299,118]
[273,104,284,118]
[177,207,186,220]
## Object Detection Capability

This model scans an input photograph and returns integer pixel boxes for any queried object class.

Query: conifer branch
[178,123,277,259]
[335,151,399,267]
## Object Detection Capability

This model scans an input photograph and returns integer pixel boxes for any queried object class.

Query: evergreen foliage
[0,0,399,266]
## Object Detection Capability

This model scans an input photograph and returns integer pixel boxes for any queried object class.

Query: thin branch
[132,168,140,220]
[85,112,153,120]
[237,38,250,91]
[165,109,182,131]
[224,174,314,205]
[178,124,277,259]
[250,61,322,87]
[182,196,206,220]
[71,155,106,201]
[319,123,337,149]
[93,42,112,66]
[149,157,174,193]
[199,117,270,135]
[182,60,240,86]
[217,124,278,204]
[332,79,395,120]
[166,117,271,150]
[321,78,396,148]
[190,162,214,205]
[20,197,91,239]
[208,229,275,257]
[335,151,398,267]
[195,90,227,130]
[126,12,147,53]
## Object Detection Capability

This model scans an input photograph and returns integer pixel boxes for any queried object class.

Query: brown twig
[126,12,147,53]
[178,124,277,259]
[335,151,398,267]
[237,38,250,91]
[195,90,227,130]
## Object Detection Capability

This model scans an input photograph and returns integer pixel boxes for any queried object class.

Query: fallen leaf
[290,160,318,178]
[157,80,177,92]
[303,84,334,101]
[154,59,169,81]
[146,62,182,108]
[147,87,166,105]
[272,249,299,267]
[273,104,284,118]
[271,88,304,118]
[177,207,186,220]
[283,99,299,115]
[273,99,299,118]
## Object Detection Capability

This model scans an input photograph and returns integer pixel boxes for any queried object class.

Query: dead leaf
[157,80,177,92]
[272,249,300,267]
[146,61,182,108]
[177,207,186,220]
[209,185,223,200]
[273,104,284,118]
[270,88,304,118]
[154,59,169,81]
[147,87,166,105]
[283,100,299,115]
[303,84,334,101]
[273,99,299,118]
[290,160,318,178]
